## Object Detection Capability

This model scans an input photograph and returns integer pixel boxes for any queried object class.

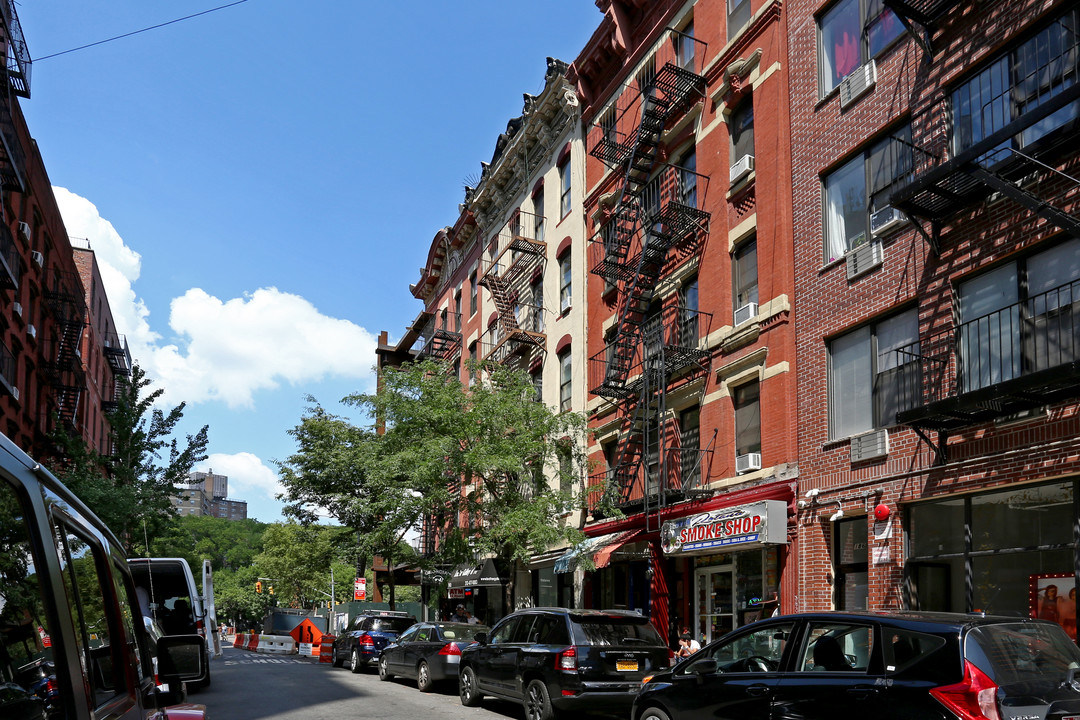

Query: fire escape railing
[42,270,86,426]
[102,332,132,376]
[0,0,31,98]
[895,278,1080,434]
[414,310,463,362]
[0,219,18,289]
[478,210,547,366]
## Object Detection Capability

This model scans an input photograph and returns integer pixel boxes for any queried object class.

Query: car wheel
[459,665,482,707]
[350,647,363,674]
[417,661,433,692]
[524,679,554,720]
[639,707,672,720]
[378,654,392,681]
[331,648,344,668]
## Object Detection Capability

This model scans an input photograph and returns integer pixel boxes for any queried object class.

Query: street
[195,646,598,720]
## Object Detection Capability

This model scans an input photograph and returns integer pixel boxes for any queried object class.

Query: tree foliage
[149,514,267,572]
[252,522,352,610]
[52,362,209,555]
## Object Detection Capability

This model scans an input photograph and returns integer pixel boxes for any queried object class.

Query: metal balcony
[588,27,708,169]
[414,310,462,362]
[895,278,1080,432]
[585,446,713,515]
[479,303,545,368]
[102,332,132,375]
[0,0,31,98]
[0,220,17,289]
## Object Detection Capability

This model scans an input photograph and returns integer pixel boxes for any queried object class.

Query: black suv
[633,611,1080,720]
[459,608,670,720]
[331,610,416,672]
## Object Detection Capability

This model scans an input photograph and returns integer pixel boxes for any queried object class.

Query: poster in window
[1029,573,1076,640]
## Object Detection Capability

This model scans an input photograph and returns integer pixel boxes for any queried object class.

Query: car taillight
[555,646,578,672]
[929,660,1002,720]
[196,618,206,638]
[359,634,375,649]
[438,643,462,656]
[44,677,57,693]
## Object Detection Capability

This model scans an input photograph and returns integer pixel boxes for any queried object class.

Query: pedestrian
[452,604,466,622]
[465,610,479,625]
[680,627,700,653]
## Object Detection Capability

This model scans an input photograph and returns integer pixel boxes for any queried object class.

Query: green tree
[149,515,267,572]
[252,522,347,610]
[353,359,593,612]
[52,362,209,555]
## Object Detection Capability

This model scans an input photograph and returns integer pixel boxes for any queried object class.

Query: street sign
[354,577,366,601]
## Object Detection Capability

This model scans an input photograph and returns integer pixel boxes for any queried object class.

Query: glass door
[696,565,735,645]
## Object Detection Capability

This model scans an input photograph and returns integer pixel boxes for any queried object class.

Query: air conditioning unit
[870,205,910,237]
[733,302,758,327]
[838,60,877,109]
[845,237,883,280]
[12,302,21,317]
[30,251,43,268]
[729,154,755,184]
[17,222,30,243]
[27,324,36,340]
[850,428,889,462]
[735,452,762,474]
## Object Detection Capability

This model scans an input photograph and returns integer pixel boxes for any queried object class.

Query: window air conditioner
[735,452,762,474]
[733,302,758,327]
[849,428,889,463]
[838,60,877,109]
[729,154,755,185]
[30,251,43,268]
[27,324,36,340]
[845,237,883,280]
[12,302,21,317]
[18,222,30,243]
[870,205,910,237]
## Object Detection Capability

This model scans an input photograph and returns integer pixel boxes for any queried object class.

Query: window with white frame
[680,276,699,346]
[559,252,572,312]
[559,157,572,218]
[733,237,758,312]
[730,100,755,169]
[559,349,572,411]
[469,270,478,315]
[823,125,911,261]
[532,281,544,333]
[819,0,904,95]
[734,381,761,459]
[533,188,545,243]
[828,307,919,439]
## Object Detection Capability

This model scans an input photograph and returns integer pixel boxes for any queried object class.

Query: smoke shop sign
[662,500,787,555]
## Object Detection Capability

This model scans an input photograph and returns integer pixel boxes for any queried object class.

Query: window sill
[727,171,756,200]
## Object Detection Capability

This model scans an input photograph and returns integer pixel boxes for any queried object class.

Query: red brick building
[791,0,1080,619]
[569,0,798,644]
[0,2,126,463]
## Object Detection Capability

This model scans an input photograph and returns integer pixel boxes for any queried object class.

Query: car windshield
[968,622,1080,686]
[436,624,488,641]
[369,617,415,633]
[574,617,664,646]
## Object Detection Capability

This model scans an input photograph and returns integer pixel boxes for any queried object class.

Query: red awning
[593,530,644,570]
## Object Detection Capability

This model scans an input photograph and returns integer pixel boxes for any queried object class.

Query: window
[730,100,754,169]
[819,0,903,95]
[559,252,572,312]
[733,238,759,311]
[559,350,572,411]
[680,276,699,346]
[957,238,1080,393]
[678,22,697,70]
[728,0,751,40]
[952,8,1080,158]
[468,342,478,386]
[559,157,572,218]
[637,56,657,99]
[454,287,462,332]
[828,307,919,439]
[469,271,478,315]
[678,148,699,209]
[558,445,573,495]
[679,405,701,490]
[532,281,545,333]
[487,319,498,350]
[533,191,544,245]
[824,126,911,261]
[734,381,761,458]
[833,518,869,611]
[798,621,872,670]
[531,368,543,402]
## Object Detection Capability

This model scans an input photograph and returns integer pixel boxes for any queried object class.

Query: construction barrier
[257,635,297,654]
[247,634,259,651]
[233,633,244,648]
[319,635,335,664]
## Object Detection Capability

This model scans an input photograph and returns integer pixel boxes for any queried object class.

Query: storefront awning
[554,529,643,574]
[447,557,504,588]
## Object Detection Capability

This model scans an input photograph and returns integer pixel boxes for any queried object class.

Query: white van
[129,557,213,688]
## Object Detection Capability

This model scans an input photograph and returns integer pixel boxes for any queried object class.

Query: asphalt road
[192,645,592,720]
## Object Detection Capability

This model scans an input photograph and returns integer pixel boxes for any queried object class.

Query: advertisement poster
[1029,573,1076,640]
[354,577,366,601]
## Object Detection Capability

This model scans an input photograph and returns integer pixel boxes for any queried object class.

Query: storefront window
[908,497,965,556]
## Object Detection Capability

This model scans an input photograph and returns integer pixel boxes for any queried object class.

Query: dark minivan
[459,607,671,720]
[633,610,1080,720]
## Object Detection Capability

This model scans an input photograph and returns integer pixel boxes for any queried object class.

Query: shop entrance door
[695,565,735,645]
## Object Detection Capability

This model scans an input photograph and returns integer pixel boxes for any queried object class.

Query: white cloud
[54,186,378,409]
[197,452,283,503]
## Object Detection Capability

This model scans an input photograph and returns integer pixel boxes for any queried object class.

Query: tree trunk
[388,550,396,610]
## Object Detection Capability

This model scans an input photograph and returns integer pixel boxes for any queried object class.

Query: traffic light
[269,585,274,595]
[255,581,262,594]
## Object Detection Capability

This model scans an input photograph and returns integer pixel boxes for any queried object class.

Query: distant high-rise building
[172,469,247,520]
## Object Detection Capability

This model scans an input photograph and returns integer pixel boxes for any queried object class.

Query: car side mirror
[157,635,206,682]
[473,632,488,645]
[692,659,717,676]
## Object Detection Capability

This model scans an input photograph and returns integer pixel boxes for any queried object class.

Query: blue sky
[19,1,601,521]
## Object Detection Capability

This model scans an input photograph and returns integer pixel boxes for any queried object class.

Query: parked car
[0,432,206,720]
[379,621,489,691]
[632,610,1080,720]
[458,607,671,720]
[129,557,213,689]
[332,610,416,672]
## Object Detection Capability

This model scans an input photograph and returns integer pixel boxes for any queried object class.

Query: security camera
[829,509,845,522]
[804,488,820,499]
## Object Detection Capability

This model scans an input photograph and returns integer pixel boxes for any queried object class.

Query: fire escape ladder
[968,155,1080,240]
[881,0,956,57]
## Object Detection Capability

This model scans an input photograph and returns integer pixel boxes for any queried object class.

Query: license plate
[616,660,638,672]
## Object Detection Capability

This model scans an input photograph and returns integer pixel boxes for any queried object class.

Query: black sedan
[378,622,489,692]
[633,611,1080,720]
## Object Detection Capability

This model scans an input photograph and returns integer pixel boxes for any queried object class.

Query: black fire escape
[101,332,132,413]
[42,270,86,427]
[887,6,1080,461]
[478,211,547,369]
[586,28,711,521]
[412,307,462,363]
[0,0,29,192]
